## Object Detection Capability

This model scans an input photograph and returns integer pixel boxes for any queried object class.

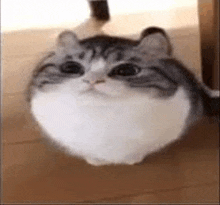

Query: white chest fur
[31,87,190,165]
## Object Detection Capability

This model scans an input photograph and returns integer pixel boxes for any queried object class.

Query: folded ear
[137,27,172,55]
[57,30,80,48]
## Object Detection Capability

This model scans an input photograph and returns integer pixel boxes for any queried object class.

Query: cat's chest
[31,88,190,146]
[31,92,148,139]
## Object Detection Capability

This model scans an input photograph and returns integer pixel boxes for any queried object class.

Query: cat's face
[30,28,176,103]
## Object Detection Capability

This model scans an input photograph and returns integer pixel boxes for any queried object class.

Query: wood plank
[3,118,219,203]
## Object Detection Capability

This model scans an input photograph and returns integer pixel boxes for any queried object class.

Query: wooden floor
[2,18,219,203]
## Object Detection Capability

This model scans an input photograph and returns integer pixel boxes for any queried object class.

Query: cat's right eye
[60,61,84,75]
[109,63,141,77]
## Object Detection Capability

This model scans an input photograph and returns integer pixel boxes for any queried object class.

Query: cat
[28,27,219,166]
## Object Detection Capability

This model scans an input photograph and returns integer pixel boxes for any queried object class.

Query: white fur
[31,79,190,166]
[90,58,106,72]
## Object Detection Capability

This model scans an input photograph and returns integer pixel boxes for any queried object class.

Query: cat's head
[29,27,179,101]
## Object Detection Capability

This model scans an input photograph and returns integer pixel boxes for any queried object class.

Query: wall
[2,0,199,32]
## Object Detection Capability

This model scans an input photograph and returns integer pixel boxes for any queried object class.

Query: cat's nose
[83,79,105,85]
[83,72,106,85]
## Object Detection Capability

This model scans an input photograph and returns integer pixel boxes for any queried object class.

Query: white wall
[2,0,199,32]
[2,0,89,32]
[108,0,197,14]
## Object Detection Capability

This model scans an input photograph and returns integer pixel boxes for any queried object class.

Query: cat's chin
[80,88,109,97]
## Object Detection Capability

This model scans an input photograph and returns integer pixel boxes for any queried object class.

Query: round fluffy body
[29,28,218,166]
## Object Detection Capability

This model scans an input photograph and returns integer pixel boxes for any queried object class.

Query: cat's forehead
[80,35,138,48]
[80,36,137,61]
[51,35,169,65]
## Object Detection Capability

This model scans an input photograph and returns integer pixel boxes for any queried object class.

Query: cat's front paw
[124,155,144,165]
[85,158,110,166]
[85,154,144,166]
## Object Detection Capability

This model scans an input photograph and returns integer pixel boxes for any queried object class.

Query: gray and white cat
[28,27,219,166]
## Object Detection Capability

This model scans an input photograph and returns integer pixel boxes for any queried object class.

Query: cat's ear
[57,30,80,48]
[137,27,172,55]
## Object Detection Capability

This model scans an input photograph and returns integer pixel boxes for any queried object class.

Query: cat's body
[29,27,219,166]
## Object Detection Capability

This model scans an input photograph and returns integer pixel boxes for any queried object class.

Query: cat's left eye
[109,64,141,77]
[60,61,84,75]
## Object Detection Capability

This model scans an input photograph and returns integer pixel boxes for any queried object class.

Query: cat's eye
[60,61,84,75]
[109,63,140,77]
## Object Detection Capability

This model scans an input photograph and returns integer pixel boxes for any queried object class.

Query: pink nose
[83,72,106,85]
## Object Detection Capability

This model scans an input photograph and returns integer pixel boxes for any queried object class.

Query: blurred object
[88,0,110,20]
[199,0,219,89]
[213,0,219,90]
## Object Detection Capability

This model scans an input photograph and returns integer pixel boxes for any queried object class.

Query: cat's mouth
[79,83,124,98]
[80,87,109,97]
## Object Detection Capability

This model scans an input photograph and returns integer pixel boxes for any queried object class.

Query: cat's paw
[85,158,110,166]
[85,155,144,166]
[124,155,144,165]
